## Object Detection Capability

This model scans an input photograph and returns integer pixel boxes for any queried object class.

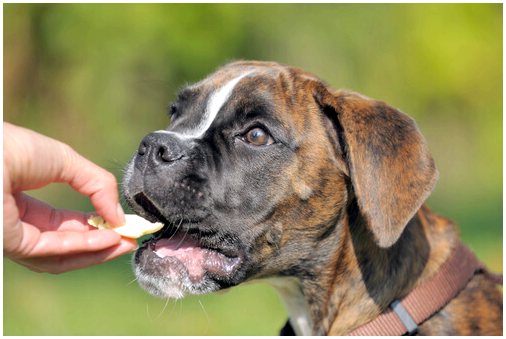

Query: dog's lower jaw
[132,234,242,299]
[133,256,224,299]
[134,263,186,299]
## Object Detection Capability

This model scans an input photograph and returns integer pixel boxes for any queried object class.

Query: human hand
[3,122,137,273]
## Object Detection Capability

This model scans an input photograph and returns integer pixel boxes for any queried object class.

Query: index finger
[4,123,125,226]
[59,146,126,227]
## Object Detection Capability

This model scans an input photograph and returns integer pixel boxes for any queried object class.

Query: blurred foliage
[3,3,502,335]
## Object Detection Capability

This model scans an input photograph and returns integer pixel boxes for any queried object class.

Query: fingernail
[116,203,126,225]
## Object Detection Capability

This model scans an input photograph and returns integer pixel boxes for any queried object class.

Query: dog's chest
[267,277,312,336]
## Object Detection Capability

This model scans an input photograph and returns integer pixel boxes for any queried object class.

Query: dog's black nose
[137,132,184,165]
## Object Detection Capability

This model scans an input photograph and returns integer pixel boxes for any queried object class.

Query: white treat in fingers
[88,214,164,239]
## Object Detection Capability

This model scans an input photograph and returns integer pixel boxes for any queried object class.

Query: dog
[122,60,502,335]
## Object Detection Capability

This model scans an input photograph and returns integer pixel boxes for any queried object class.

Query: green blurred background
[3,3,502,335]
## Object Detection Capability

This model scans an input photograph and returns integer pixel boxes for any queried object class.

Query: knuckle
[93,172,117,193]
[59,143,78,181]
[105,172,118,186]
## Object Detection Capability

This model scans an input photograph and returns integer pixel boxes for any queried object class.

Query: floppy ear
[314,84,438,247]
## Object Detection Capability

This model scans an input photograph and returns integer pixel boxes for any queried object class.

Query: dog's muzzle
[123,131,245,299]
[136,132,187,169]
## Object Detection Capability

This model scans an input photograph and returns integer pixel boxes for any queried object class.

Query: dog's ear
[313,83,438,247]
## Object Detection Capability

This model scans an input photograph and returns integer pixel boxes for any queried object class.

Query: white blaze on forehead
[155,72,252,139]
[197,72,251,138]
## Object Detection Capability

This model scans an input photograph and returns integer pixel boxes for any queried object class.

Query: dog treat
[88,214,164,239]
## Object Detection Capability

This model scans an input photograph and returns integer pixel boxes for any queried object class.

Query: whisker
[166,299,179,318]
[146,303,152,321]
[155,297,171,320]
[175,228,189,249]
[198,299,210,334]
[167,218,184,241]
[126,277,139,286]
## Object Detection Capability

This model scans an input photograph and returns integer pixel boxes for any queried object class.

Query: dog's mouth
[146,228,240,283]
[132,193,242,292]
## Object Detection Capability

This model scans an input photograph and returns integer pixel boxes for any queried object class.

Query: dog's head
[123,60,437,299]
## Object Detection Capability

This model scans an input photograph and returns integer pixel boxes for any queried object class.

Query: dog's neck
[268,277,313,336]
[271,204,459,335]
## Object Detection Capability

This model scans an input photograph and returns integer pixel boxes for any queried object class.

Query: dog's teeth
[88,214,164,239]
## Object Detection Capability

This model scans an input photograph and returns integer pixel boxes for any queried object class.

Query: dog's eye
[243,127,274,146]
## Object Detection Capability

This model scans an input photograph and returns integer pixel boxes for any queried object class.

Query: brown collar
[280,242,502,336]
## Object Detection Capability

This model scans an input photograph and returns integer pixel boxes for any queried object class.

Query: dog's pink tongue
[154,236,205,282]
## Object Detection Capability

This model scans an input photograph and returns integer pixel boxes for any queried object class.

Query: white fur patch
[267,277,313,336]
[195,72,250,138]
[156,72,251,139]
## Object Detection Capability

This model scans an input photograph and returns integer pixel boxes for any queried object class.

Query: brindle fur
[125,60,502,335]
[228,61,501,335]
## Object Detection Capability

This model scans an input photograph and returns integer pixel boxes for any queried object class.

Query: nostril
[138,133,184,164]
[157,145,173,162]
[138,142,147,156]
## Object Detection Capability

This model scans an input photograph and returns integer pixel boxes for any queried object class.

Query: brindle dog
[123,60,502,335]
